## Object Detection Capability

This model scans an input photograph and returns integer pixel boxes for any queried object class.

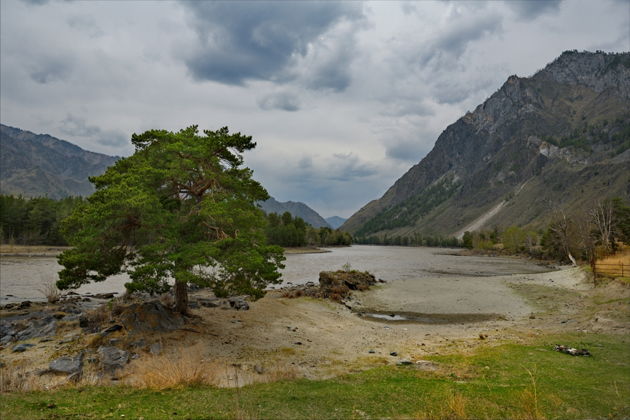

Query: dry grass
[129,347,217,389]
[37,279,61,303]
[596,246,630,278]
[0,244,69,255]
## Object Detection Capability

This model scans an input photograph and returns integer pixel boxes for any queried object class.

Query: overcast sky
[1,0,628,217]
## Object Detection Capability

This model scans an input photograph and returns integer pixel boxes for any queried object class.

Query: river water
[0,245,549,303]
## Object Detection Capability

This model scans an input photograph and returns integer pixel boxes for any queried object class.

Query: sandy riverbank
[2,263,628,389]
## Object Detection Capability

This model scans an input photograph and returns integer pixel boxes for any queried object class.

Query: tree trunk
[174,280,188,314]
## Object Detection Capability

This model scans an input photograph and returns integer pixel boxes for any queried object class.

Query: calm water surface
[0,245,549,302]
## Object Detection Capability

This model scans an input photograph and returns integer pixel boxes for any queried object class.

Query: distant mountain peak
[258,197,331,228]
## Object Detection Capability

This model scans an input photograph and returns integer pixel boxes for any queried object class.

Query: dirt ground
[2,265,629,389]
[127,266,629,385]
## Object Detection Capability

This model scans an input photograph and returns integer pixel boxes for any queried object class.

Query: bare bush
[38,279,60,303]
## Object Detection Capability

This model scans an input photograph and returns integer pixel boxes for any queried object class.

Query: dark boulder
[98,346,129,373]
[118,300,184,333]
[318,271,377,301]
[228,297,249,311]
[49,352,84,375]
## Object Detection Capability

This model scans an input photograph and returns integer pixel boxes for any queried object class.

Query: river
[0,245,550,303]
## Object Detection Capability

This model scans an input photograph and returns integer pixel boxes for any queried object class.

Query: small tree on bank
[57,126,285,313]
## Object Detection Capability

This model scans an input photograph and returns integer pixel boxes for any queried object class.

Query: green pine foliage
[0,195,83,245]
[264,211,352,247]
[56,126,285,310]
[354,233,460,248]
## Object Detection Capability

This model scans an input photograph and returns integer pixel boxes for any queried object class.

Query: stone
[389,351,398,357]
[118,301,184,332]
[318,271,377,300]
[49,352,84,374]
[100,324,123,335]
[254,364,264,374]
[17,301,31,309]
[197,298,220,308]
[368,349,376,354]
[98,346,130,373]
[397,360,413,366]
[149,342,162,355]
[93,293,116,300]
[228,297,249,311]
[12,343,35,352]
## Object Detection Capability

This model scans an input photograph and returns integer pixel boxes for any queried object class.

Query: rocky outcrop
[343,51,630,238]
[98,346,129,373]
[118,301,184,333]
[319,271,377,294]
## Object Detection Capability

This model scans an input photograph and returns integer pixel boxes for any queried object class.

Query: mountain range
[0,124,334,228]
[0,124,119,199]
[257,197,331,228]
[342,51,630,238]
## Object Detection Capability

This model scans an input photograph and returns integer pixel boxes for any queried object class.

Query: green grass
[2,333,629,419]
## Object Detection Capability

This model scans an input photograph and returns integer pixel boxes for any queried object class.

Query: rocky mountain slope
[342,51,630,238]
[0,124,119,198]
[259,197,331,228]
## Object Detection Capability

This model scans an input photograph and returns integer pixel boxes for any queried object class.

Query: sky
[1,0,628,218]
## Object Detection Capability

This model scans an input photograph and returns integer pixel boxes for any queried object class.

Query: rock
[415,360,439,371]
[149,342,162,355]
[254,364,264,374]
[368,349,376,354]
[130,339,146,348]
[93,293,116,300]
[397,360,413,366]
[49,352,84,374]
[318,271,377,300]
[197,298,221,308]
[118,301,184,332]
[98,346,129,372]
[17,301,31,310]
[389,351,398,357]
[12,343,35,352]
[228,297,249,311]
[100,324,123,335]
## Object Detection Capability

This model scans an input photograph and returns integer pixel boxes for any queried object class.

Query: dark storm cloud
[181,2,363,86]
[507,0,563,20]
[419,13,503,67]
[59,115,128,148]
[29,57,72,84]
[258,92,300,111]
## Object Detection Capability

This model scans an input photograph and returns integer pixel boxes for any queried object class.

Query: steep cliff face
[342,51,630,238]
[0,124,119,198]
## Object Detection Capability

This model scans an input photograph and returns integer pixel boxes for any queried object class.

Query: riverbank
[0,245,69,257]
[1,249,628,418]
[1,267,629,418]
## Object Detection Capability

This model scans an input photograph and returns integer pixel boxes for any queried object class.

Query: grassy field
[1,333,628,419]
